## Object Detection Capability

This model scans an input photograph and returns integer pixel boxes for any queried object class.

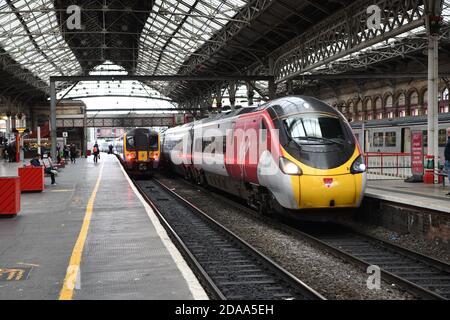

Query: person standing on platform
[8,142,16,162]
[93,142,100,163]
[63,145,70,162]
[445,128,450,196]
[70,144,77,164]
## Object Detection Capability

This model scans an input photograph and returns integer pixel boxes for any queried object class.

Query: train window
[135,134,148,150]
[373,132,384,147]
[202,137,215,154]
[222,136,227,154]
[149,135,158,151]
[126,135,135,150]
[439,129,447,147]
[283,115,345,145]
[385,132,397,147]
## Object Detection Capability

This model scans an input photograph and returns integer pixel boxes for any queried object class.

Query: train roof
[168,96,340,131]
[125,128,159,136]
[351,113,450,129]
[258,96,341,119]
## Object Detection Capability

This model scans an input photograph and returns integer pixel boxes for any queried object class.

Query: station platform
[0,155,207,300]
[366,180,450,214]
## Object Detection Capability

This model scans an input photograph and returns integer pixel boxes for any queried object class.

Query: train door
[401,128,411,153]
[225,121,242,180]
[136,132,149,161]
[242,116,260,184]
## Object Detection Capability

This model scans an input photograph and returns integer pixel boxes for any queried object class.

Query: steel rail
[132,177,325,300]
[170,176,450,300]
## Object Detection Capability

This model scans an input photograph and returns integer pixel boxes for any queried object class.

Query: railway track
[165,175,450,300]
[133,178,325,300]
[296,224,450,300]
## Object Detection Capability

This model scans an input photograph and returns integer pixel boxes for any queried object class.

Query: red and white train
[161,96,367,216]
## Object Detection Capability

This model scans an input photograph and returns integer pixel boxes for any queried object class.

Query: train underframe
[175,164,358,221]
[123,159,157,178]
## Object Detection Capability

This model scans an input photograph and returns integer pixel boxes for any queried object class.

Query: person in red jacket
[93,142,100,163]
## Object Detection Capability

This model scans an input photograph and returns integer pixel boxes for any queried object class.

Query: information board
[411,131,424,177]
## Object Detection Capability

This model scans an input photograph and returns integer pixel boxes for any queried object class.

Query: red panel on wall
[18,167,45,192]
[0,177,21,215]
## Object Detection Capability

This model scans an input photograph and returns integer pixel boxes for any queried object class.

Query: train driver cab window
[126,135,135,150]
[283,115,346,145]
[385,132,397,147]
[373,132,384,147]
[149,135,158,151]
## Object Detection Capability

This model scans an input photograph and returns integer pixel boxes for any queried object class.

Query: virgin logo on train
[323,178,334,188]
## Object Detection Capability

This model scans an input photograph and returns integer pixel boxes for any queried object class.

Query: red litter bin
[18,166,45,192]
[0,177,21,216]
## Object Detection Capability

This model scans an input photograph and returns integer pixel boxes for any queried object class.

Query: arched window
[443,88,449,101]
[385,95,393,108]
[365,99,373,120]
[356,100,363,121]
[410,91,419,116]
[441,88,449,113]
[410,91,419,105]
[397,93,406,117]
[423,90,428,115]
[397,93,406,107]
[385,95,394,118]
[348,101,354,115]
[374,97,383,119]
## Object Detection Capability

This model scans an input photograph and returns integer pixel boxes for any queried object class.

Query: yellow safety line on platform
[59,163,104,300]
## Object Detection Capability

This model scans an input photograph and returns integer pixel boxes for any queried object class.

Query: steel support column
[83,105,88,158]
[50,81,57,160]
[268,80,277,100]
[427,34,440,182]
[215,85,223,110]
[426,0,443,183]
[246,82,255,106]
[11,114,16,130]
[229,81,237,111]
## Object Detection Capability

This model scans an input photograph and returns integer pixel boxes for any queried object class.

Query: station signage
[411,131,424,177]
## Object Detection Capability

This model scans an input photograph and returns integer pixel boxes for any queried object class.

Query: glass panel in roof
[136,0,248,85]
[56,62,175,107]
[0,0,81,83]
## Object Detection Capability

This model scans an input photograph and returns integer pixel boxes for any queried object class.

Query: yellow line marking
[59,163,104,300]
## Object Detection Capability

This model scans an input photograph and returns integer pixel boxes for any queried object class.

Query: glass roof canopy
[0,0,81,83]
[57,61,174,104]
[136,0,247,76]
[0,0,249,97]
[0,0,449,101]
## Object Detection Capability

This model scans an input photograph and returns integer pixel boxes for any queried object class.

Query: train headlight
[279,157,303,176]
[351,155,366,174]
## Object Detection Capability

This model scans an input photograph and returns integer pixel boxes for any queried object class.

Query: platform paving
[366,179,450,214]
[0,155,205,300]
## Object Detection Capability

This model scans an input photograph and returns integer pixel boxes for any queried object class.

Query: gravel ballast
[156,175,414,300]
